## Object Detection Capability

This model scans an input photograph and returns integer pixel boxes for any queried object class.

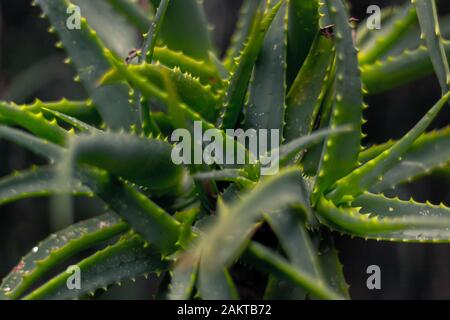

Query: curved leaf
[0,167,88,207]
[0,126,63,162]
[67,131,184,194]
[313,0,363,201]
[353,192,450,218]
[285,34,334,142]
[224,0,262,70]
[106,0,151,33]
[329,92,450,203]
[217,1,283,129]
[317,196,450,243]
[196,167,314,288]
[150,0,213,62]
[361,40,450,94]
[0,213,127,299]
[244,1,287,140]
[24,234,167,300]
[413,0,450,94]
[0,102,69,145]
[243,242,343,300]
[36,0,139,130]
[359,3,417,65]
[287,0,319,86]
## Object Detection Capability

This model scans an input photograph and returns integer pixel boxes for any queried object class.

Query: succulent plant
[0,0,449,300]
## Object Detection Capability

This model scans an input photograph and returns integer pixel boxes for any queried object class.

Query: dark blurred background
[0,0,449,299]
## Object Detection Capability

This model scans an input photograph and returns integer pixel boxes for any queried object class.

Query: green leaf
[141,0,170,64]
[153,46,223,87]
[313,0,364,201]
[275,126,352,167]
[0,213,128,299]
[284,34,334,142]
[359,3,417,65]
[41,108,97,133]
[106,0,152,33]
[168,250,199,300]
[357,5,397,50]
[36,0,139,130]
[353,192,450,218]
[0,167,88,207]
[413,0,450,94]
[67,131,184,194]
[370,126,450,192]
[317,195,450,243]
[361,40,450,94]
[328,92,450,203]
[316,233,350,299]
[244,1,287,140]
[195,167,314,285]
[73,0,140,57]
[19,99,101,126]
[198,267,239,300]
[101,62,221,122]
[223,0,262,70]
[264,210,349,299]
[217,1,283,129]
[0,102,69,145]
[150,0,213,62]
[24,234,168,300]
[0,126,63,162]
[243,242,343,300]
[78,168,181,255]
[265,209,320,278]
[287,0,319,86]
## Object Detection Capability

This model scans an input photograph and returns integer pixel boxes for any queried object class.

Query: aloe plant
[0,0,449,300]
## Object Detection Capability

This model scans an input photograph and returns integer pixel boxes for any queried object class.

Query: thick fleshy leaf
[243,242,343,300]
[73,0,139,57]
[168,250,199,300]
[101,62,221,122]
[353,192,450,218]
[313,0,363,201]
[153,46,224,88]
[0,213,128,299]
[0,102,69,145]
[195,167,314,288]
[18,99,101,126]
[413,0,450,94]
[0,126,63,162]
[284,34,334,142]
[287,0,319,86]
[361,40,450,94]
[36,0,139,130]
[316,233,350,299]
[78,168,181,255]
[0,167,88,207]
[370,126,450,192]
[140,0,170,64]
[328,92,450,203]
[150,0,213,62]
[217,1,283,129]
[317,196,450,243]
[358,3,417,65]
[67,131,184,194]
[224,0,262,70]
[244,1,287,141]
[106,0,151,33]
[198,267,239,300]
[24,234,168,300]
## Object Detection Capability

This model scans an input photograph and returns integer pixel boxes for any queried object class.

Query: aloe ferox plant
[0,0,449,300]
